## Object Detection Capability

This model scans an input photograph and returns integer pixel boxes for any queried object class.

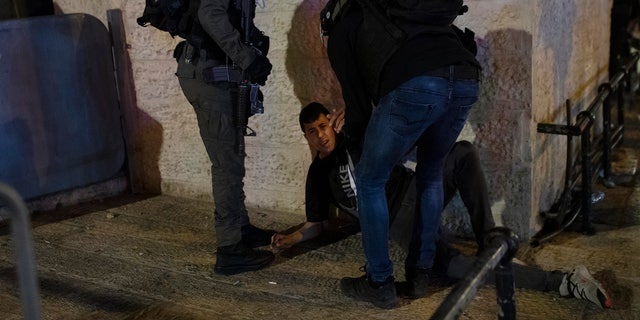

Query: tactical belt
[177,42,244,84]
[424,65,479,80]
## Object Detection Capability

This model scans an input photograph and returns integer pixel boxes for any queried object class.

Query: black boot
[405,267,429,299]
[214,242,274,275]
[241,224,275,248]
[340,273,397,309]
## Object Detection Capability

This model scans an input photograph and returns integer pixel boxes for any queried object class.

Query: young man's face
[303,113,336,158]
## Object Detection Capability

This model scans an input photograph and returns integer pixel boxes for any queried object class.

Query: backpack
[323,0,476,99]
[136,0,197,39]
[137,0,269,62]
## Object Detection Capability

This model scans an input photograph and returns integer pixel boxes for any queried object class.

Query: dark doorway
[1,0,54,20]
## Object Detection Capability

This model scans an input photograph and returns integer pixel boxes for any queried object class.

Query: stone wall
[51,0,613,239]
[530,0,612,236]
[441,0,612,239]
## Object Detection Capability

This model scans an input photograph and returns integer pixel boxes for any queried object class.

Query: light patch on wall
[491,198,506,227]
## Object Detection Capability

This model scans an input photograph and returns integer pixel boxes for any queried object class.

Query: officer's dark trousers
[176,51,249,247]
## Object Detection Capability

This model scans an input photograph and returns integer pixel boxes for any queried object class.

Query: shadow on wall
[284,0,344,157]
[135,113,164,194]
[285,0,344,113]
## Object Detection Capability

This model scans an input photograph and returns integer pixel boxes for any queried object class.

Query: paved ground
[2,101,640,319]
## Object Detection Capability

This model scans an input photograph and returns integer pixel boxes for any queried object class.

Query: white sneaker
[559,265,613,308]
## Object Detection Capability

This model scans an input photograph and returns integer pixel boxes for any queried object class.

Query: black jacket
[326,0,480,140]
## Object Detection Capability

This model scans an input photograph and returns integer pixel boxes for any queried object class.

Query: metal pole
[0,182,41,320]
[578,119,595,235]
[494,261,516,319]
[430,227,519,320]
[599,84,614,186]
[617,76,626,146]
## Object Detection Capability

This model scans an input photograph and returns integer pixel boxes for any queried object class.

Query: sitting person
[271,102,613,309]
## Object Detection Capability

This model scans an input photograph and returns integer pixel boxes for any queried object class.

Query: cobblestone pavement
[2,103,640,319]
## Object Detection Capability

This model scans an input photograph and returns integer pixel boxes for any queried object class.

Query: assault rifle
[235,0,264,156]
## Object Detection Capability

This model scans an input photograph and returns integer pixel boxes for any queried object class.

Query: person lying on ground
[271,102,613,309]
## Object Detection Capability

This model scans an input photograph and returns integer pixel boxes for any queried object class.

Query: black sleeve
[198,0,257,69]
[305,162,332,222]
[327,3,372,145]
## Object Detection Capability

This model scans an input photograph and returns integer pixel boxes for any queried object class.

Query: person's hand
[270,233,284,254]
[247,54,272,85]
[327,107,345,133]
[270,232,300,253]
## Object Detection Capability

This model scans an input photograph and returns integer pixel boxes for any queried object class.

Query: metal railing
[532,53,640,245]
[430,227,519,320]
[0,182,41,320]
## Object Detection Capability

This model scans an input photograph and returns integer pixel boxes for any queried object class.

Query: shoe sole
[213,256,274,276]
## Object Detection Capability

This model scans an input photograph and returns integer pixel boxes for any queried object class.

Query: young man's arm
[271,159,332,252]
[270,221,329,252]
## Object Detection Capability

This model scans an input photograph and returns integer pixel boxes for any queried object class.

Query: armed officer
[174,0,275,275]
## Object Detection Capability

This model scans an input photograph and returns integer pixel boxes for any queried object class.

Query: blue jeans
[355,73,479,282]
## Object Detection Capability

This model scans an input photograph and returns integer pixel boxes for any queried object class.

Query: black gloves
[247,54,272,86]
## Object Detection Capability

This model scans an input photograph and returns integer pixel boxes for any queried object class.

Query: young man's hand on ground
[270,232,302,253]
[270,221,327,253]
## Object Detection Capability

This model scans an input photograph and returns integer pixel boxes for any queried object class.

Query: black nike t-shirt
[304,134,414,223]
[305,136,358,222]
